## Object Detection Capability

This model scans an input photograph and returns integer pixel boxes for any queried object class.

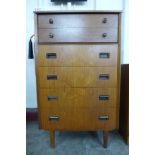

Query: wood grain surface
[40,107,117,131]
[38,67,117,88]
[38,28,118,43]
[39,88,117,109]
[38,44,118,67]
[34,12,122,148]
[38,14,118,28]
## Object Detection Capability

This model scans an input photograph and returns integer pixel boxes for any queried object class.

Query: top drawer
[38,14,118,28]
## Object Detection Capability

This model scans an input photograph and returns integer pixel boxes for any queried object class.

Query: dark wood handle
[102,33,107,38]
[49,18,54,24]
[102,18,107,23]
[49,33,54,38]
[99,95,109,100]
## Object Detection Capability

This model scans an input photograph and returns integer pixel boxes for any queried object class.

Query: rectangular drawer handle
[99,95,109,100]
[99,53,110,59]
[49,116,59,122]
[48,96,58,101]
[99,74,109,80]
[47,75,57,80]
[98,115,109,121]
[46,53,57,59]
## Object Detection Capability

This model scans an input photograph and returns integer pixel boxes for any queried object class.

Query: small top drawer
[38,28,118,43]
[38,14,118,28]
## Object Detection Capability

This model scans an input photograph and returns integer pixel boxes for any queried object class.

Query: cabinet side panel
[116,13,122,129]
[34,13,42,129]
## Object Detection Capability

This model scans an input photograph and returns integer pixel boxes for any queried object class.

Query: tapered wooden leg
[103,131,109,148]
[50,130,55,148]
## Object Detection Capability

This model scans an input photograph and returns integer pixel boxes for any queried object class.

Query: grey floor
[27,121,129,155]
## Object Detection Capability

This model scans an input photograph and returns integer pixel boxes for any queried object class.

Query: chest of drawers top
[35,11,121,43]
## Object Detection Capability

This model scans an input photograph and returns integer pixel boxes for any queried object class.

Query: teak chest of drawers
[34,11,121,148]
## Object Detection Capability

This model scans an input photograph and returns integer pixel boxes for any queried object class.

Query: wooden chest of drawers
[34,11,121,148]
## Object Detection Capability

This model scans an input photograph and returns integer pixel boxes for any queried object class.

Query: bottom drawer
[40,108,117,131]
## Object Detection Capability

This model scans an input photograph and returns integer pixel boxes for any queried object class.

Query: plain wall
[26,0,128,108]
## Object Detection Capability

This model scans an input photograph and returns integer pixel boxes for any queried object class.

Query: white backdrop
[26,0,128,108]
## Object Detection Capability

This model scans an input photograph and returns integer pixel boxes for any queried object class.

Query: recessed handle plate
[99,53,110,59]
[48,96,58,101]
[99,95,109,100]
[47,75,57,80]
[99,74,109,80]
[46,53,57,59]
[48,116,59,122]
[98,115,109,121]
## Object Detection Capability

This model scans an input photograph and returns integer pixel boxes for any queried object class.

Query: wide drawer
[40,108,117,130]
[38,14,118,28]
[38,28,118,43]
[38,67,117,88]
[38,44,118,67]
[39,88,117,108]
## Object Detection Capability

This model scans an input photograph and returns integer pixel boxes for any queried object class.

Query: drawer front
[38,67,117,88]
[40,108,117,130]
[38,14,118,28]
[38,44,118,67]
[39,88,117,108]
[38,28,118,43]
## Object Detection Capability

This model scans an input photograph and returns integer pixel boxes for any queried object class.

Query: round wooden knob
[49,18,54,24]
[49,33,54,38]
[102,18,107,24]
[102,33,107,38]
